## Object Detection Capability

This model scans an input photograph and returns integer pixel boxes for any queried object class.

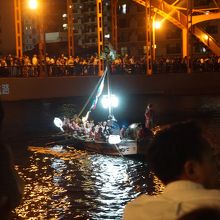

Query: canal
[2,95,220,219]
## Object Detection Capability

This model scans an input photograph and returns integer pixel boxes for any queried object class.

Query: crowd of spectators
[0,53,220,77]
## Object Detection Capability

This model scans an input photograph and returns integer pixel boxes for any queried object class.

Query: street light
[152,17,161,61]
[28,0,38,10]
[28,0,45,69]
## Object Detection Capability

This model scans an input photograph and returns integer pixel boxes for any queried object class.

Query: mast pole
[107,64,112,118]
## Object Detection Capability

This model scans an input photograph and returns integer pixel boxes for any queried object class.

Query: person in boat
[145,103,154,129]
[89,126,95,139]
[124,121,220,220]
[106,115,120,135]
[94,126,105,141]
[62,116,70,132]
[120,125,127,139]
[137,123,153,141]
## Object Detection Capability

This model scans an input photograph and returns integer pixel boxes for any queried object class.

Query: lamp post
[28,0,45,63]
[152,16,161,61]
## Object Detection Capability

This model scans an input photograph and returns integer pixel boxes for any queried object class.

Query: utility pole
[67,0,74,57]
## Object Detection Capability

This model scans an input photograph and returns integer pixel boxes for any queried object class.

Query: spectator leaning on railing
[0,54,220,77]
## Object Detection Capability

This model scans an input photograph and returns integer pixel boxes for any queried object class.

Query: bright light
[122,4,127,14]
[101,94,119,109]
[154,21,161,29]
[63,24,68,29]
[130,124,136,129]
[28,0,38,10]
[203,34,208,40]
[108,135,121,144]
[104,34,110,39]
[53,117,64,132]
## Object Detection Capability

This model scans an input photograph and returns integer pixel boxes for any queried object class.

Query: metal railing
[0,62,219,77]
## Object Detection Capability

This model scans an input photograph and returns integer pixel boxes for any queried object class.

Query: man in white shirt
[124,121,220,220]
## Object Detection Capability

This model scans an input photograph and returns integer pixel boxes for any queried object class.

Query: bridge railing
[0,62,219,77]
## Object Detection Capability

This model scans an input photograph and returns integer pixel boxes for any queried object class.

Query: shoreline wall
[0,72,219,101]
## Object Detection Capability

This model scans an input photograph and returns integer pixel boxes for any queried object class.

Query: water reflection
[14,145,161,219]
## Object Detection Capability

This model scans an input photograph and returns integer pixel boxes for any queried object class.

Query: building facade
[0,1,16,55]
[0,0,219,58]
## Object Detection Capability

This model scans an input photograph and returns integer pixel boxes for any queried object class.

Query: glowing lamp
[53,117,64,132]
[154,21,161,29]
[101,94,119,109]
[203,35,208,40]
[108,135,121,144]
[28,0,38,10]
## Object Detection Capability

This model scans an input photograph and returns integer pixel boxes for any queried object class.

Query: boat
[53,46,155,156]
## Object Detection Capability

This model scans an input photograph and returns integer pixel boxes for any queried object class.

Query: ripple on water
[13,145,162,219]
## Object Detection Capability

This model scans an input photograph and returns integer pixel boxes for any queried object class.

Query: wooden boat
[57,123,156,156]
[53,46,155,156]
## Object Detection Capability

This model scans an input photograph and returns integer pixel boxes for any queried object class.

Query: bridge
[132,0,220,57]
[14,0,220,75]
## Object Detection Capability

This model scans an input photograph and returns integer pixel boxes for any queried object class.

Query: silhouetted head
[147,104,153,109]
[146,121,218,188]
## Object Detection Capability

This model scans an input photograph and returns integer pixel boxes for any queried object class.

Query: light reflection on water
[14,145,161,219]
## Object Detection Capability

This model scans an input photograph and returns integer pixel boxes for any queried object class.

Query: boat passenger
[145,104,154,129]
[120,125,127,139]
[137,124,153,141]
[89,126,95,139]
[106,116,120,135]
[94,127,105,141]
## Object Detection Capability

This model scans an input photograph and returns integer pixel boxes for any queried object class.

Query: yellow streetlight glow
[203,34,208,40]
[28,0,38,10]
[154,21,161,29]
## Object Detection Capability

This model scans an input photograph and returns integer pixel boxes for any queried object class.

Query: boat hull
[68,136,139,156]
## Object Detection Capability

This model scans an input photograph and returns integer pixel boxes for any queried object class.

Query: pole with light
[152,13,161,61]
[28,0,45,64]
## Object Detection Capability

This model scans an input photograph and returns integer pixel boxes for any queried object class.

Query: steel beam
[67,0,74,57]
[14,0,23,57]
[96,0,104,76]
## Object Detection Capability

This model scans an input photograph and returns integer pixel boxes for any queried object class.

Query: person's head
[178,207,220,220]
[146,121,218,188]
[147,104,152,109]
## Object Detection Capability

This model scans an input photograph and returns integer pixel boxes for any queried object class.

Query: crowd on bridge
[0,53,220,77]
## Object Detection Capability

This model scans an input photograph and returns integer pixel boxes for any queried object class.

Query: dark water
[2,95,220,219]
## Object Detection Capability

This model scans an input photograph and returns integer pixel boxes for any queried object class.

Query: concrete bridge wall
[0,72,219,101]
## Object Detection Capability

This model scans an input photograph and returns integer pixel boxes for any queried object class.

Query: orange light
[154,21,161,29]
[203,34,208,40]
[28,0,38,10]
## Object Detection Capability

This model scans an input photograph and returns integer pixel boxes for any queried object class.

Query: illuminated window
[121,47,127,56]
